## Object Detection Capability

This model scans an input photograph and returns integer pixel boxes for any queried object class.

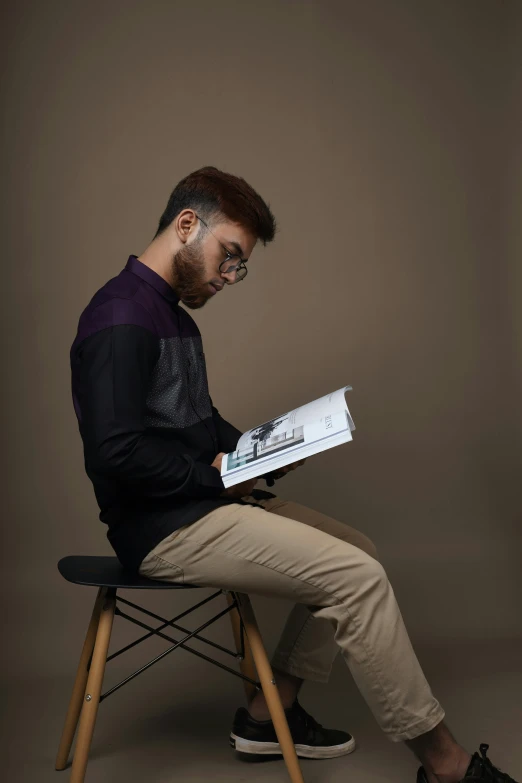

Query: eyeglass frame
[194,213,249,283]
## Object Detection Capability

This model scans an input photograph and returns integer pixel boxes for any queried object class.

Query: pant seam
[163,531,435,737]
[182,537,402,728]
[179,534,342,603]
[336,588,407,733]
[278,614,315,671]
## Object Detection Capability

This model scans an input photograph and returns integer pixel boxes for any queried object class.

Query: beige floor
[4,626,521,783]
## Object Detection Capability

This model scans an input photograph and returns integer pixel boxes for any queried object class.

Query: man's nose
[220,268,237,284]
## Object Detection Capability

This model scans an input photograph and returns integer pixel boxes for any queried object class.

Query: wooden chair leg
[55,587,105,771]
[225,591,258,703]
[233,592,305,783]
[69,588,116,783]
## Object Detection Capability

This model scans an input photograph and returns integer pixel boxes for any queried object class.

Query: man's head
[149,166,277,309]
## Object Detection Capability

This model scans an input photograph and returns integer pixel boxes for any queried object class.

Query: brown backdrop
[2,0,521,778]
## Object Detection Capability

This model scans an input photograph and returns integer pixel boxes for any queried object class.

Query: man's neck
[138,238,174,289]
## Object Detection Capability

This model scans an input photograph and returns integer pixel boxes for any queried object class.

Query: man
[70,166,517,782]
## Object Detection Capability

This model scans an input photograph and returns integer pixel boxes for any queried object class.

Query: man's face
[171,219,257,310]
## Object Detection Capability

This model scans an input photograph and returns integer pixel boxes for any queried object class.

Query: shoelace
[474,744,516,782]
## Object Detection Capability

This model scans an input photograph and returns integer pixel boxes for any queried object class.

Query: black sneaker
[229,698,356,760]
[417,744,519,782]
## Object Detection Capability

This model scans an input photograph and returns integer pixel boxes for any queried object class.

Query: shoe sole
[229,732,356,759]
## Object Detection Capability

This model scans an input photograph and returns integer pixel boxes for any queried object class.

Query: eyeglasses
[195,213,248,283]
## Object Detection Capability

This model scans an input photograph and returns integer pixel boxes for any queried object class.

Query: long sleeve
[210,398,243,454]
[77,324,225,500]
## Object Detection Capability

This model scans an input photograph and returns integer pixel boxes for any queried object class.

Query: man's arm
[210,399,297,485]
[78,323,225,500]
[210,399,243,454]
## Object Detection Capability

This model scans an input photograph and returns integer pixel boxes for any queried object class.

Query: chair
[55,556,305,782]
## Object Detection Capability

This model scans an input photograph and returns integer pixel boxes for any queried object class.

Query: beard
[171,241,211,310]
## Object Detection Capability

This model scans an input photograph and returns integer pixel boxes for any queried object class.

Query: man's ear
[175,210,199,244]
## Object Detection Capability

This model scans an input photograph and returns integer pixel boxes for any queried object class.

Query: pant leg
[250,495,378,684]
[138,500,444,742]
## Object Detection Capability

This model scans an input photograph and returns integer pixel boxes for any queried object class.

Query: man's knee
[329,552,390,611]
[351,531,379,561]
[354,556,389,602]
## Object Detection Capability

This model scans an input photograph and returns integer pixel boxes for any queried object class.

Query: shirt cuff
[191,462,226,498]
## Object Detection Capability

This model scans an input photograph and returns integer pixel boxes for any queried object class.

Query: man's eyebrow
[225,239,247,258]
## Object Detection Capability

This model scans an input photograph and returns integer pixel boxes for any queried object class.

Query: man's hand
[211,452,226,472]
[268,458,307,481]
[211,452,259,500]
[220,478,259,500]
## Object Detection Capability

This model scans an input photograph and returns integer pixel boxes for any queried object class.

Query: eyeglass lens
[220,259,247,282]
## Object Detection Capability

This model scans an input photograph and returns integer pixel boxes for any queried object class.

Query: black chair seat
[58,555,196,589]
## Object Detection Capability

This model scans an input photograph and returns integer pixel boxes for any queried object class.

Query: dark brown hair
[154,166,277,245]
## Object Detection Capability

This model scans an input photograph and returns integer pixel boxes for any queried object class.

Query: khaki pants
[138,495,445,742]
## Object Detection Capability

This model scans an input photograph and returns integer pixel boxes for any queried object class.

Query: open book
[221,386,355,488]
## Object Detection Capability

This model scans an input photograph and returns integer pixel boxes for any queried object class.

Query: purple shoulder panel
[70,261,207,427]
[71,265,202,352]
[73,296,156,348]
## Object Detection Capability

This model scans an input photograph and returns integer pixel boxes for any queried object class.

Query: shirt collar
[125,255,180,305]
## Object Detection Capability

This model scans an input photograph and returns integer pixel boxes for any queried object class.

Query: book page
[221,386,355,488]
[235,386,353,451]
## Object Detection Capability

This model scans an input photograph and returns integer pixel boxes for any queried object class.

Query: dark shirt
[70,256,274,572]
